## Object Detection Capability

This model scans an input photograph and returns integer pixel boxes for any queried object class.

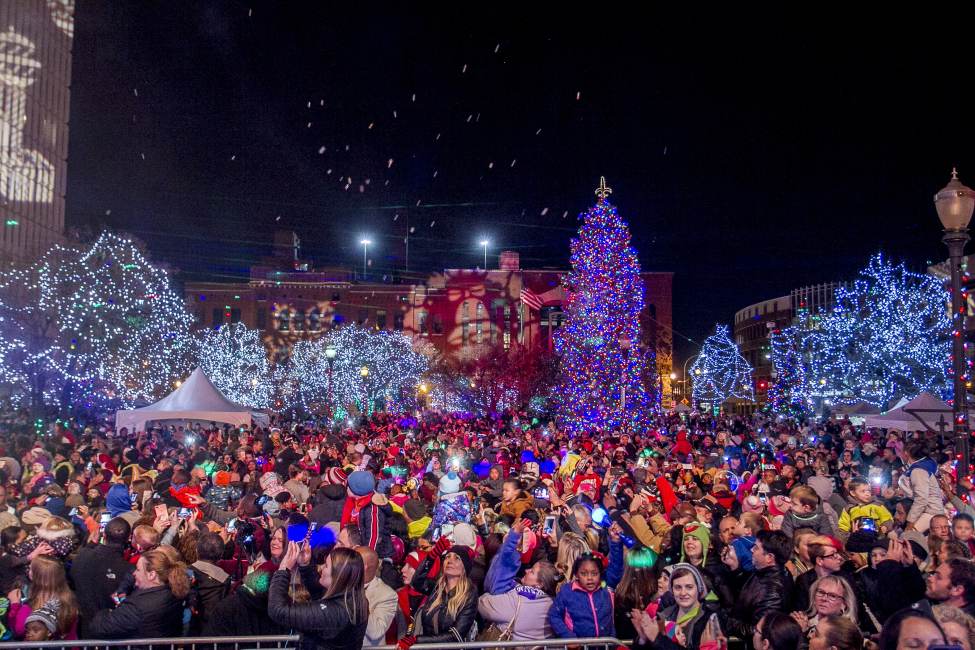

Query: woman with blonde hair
[555,531,590,587]
[268,542,368,650]
[7,555,79,640]
[790,575,859,638]
[933,604,975,650]
[403,537,478,646]
[89,544,191,638]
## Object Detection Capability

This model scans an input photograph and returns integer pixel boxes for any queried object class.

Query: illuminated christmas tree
[555,178,656,433]
[690,324,754,408]
[194,323,274,409]
[0,232,193,411]
[285,324,427,417]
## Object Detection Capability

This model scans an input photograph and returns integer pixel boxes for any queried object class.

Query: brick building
[184,233,675,405]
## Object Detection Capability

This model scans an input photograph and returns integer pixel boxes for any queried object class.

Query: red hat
[404,551,426,570]
[323,467,348,486]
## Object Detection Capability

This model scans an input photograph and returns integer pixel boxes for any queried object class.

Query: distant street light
[360,238,372,280]
[479,239,490,270]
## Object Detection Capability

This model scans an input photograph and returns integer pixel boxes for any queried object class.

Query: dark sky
[64,4,975,363]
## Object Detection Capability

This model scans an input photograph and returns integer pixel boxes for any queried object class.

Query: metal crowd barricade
[0,635,300,650]
[1,636,629,650]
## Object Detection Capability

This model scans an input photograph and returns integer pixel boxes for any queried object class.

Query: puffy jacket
[88,585,184,639]
[722,565,792,639]
[548,582,615,639]
[69,542,135,638]
[267,570,368,650]
[780,505,838,538]
[409,553,479,642]
[500,493,534,520]
[479,529,554,640]
[905,457,945,524]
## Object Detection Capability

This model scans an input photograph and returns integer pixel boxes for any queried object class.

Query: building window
[394,313,404,331]
[212,308,223,328]
[278,309,291,332]
[418,310,428,335]
[230,308,241,324]
[432,314,443,335]
[257,308,267,330]
[293,309,305,331]
[376,310,387,330]
[358,309,369,326]
[309,309,321,331]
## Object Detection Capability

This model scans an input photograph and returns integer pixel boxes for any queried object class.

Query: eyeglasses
[815,589,844,603]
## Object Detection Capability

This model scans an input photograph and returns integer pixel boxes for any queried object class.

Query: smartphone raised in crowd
[543,515,556,536]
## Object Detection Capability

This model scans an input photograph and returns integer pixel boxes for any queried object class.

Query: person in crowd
[933,604,975,650]
[268,542,368,650]
[790,574,859,638]
[202,569,284,640]
[722,529,794,639]
[188,532,232,635]
[807,614,863,650]
[630,563,720,649]
[548,552,615,640]
[89,545,190,639]
[902,441,946,533]
[356,545,398,647]
[68,516,134,638]
[926,557,975,617]
[403,536,478,645]
[781,486,838,538]
[7,555,79,640]
[750,612,804,650]
[793,539,848,612]
[878,607,947,650]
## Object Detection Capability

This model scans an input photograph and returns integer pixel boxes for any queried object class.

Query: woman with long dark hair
[268,542,368,650]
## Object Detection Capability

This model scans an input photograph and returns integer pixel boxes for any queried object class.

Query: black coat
[68,543,135,638]
[722,565,793,639]
[267,570,367,650]
[202,584,285,646]
[410,553,479,643]
[88,585,184,639]
[189,563,232,635]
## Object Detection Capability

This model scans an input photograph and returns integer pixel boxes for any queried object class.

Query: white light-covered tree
[284,324,428,417]
[0,232,194,411]
[193,323,273,409]
[690,324,754,407]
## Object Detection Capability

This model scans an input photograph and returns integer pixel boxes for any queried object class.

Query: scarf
[674,604,701,630]
[341,493,373,528]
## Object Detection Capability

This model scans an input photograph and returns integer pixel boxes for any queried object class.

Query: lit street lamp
[325,344,337,422]
[360,238,372,280]
[619,334,632,424]
[479,239,490,270]
[935,168,975,479]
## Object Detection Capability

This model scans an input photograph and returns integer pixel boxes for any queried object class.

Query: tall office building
[0,0,73,268]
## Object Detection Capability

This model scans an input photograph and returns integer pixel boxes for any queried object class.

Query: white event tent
[116,368,267,434]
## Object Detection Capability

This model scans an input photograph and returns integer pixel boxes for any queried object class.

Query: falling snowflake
[430,221,436,227]
[384,180,389,186]
[105,209,111,215]
[368,122,374,129]
[345,145,350,151]
[393,110,398,118]
[416,199,422,206]
[432,170,438,177]
[535,128,542,136]
[411,93,416,102]
[435,133,441,141]
[462,64,467,73]
[133,88,138,97]
[318,146,326,154]
[494,43,500,53]
[248,8,252,16]
[387,158,394,168]
[231,155,236,160]
[488,162,494,169]
[326,169,332,175]
[140,153,145,160]
[320,99,324,106]
[275,215,281,221]
[359,184,365,193]
[393,214,399,221]
[365,178,371,185]
[562,210,569,219]
[307,101,311,108]
[540,207,549,216]
[576,91,581,100]
[467,114,473,123]
[409,226,415,233]
[510,159,517,168]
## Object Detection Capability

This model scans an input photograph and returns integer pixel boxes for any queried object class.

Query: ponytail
[143,545,191,599]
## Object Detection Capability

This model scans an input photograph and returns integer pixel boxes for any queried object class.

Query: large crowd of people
[0,407,972,649]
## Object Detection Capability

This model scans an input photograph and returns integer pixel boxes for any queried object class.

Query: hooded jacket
[548,580,615,639]
[69,542,135,638]
[500,493,533,521]
[905,456,945,524]
[189,561,232,635]
[89,584,184,639]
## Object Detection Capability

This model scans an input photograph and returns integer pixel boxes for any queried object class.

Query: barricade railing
[1,635,630,650]
[0,635,300,649]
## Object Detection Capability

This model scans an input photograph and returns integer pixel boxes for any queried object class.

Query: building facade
[0,0,73,268]
[185,240,675,406]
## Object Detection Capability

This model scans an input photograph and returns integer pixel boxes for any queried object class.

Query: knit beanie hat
[679,523,712,564]
[323,467,348,487]
[404,499,427,520]
[439,473,462,495]
[25,598,59,634]
[347,470,375,497]
[445,545,474,576]
[452,522,477,549]
[214,471,232,487]
[32,454,51,472]
[667,562,707,598]
[404,550,426,570]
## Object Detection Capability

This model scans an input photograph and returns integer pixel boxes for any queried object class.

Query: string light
[770,254,950,410]
[689,324,754,407]
[554,183,657,433]
[0,232,193,410]
[194,323,273,409]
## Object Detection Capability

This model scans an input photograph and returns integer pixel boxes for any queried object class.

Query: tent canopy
[116,368,258,434]
[862,392,953,432]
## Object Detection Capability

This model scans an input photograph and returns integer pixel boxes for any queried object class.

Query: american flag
[520,287,543,311]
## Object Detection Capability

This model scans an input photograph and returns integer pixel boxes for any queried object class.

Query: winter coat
[309,484,347,526]
[780,505,839,538]
[10,526,77,560]
[643,600,720,650]
[189,561,232,635]
[722,565,793,639]
[9,598,78,640]
[88,584,184,639]
[904,457,946,524]
[202,583,285,646]
[500,493,534,520]
[409,553,479,642]
[343,494,394,560]
[479,529,554,640]
[548,581,615,639]
[267,569,368,650]
[363,578,398,646]
[69,542,135,638]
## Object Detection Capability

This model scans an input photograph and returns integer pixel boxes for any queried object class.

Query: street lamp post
[360,238,372,280]
[619,334,632,427]
[325,345,337,422]
[360,365,370,415]
[479,239,489,270]
[935,169,975,479]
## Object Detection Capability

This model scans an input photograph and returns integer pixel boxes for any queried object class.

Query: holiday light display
[0,232,193,410]
[193,323,274,409]
[689,324,754,407]
[770,254,951,410]
[284,324,428,416]
[554,180,656,433]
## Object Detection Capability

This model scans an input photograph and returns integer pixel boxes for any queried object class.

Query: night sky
[64,4,975,363]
